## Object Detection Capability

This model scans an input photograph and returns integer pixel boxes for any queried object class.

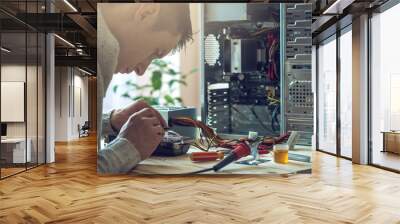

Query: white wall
[1,65,35,138]
[72,74,89,138]
[55,67,68,141]
[54,67,89,141]
[1,65,27,141]
[1,64,46,164]
[180,3,201,112]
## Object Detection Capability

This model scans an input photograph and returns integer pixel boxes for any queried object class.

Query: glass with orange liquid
[273,144,289,164]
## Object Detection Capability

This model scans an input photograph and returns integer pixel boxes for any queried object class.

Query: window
[339,28,352,158]
[317,36,337,154]
[103,53,180,113]
[370,3,400,171]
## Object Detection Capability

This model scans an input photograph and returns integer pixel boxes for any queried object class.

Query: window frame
[315,20,353,161]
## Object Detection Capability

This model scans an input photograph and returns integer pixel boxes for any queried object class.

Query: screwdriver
[184,142,251,174]
[212,142,251,171]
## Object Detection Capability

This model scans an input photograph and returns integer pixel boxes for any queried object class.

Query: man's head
[101,3,192,75]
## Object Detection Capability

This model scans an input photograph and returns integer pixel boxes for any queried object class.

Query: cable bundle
[169,117,289,152]
[257,133,290,152]
[169,117,241,151]
[168,117,292,174]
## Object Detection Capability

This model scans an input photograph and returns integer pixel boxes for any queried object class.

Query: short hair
[153,3,193,52]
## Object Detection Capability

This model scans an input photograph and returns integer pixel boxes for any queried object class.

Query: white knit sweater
[97,7,141,174]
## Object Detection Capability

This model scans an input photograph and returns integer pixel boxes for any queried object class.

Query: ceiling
[309,0,390,42]
[0,0,102,74]
[7,1,385,73]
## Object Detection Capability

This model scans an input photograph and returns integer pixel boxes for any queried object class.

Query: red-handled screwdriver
[185,142,251,174]
[211,142,251,171]
[190,152,224,162]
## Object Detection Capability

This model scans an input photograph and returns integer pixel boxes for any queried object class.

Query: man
[97,3,192,174]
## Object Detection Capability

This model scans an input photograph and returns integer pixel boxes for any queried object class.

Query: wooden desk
[382,131,400,154]
[1,138,31,164]
[131,145,312,175]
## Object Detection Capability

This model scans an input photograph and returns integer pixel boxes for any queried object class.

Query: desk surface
[131,145,312,175]
[381,131,400,134]
[1,138,26,143]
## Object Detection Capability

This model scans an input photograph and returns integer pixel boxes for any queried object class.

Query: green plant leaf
[164,95,175,104]
[141,96,159,105]
[126,81,139,88]
[135,84,152,90]
[151,98,159,105]
[168,79,187,87]
[168,79,177,87]
[133,96,143,101]
[175,97,183,103]
[151,71,162,90]
[122,92,131,98]
[113,85,118,93]
[152,59,168,68]
[167,68,178,75]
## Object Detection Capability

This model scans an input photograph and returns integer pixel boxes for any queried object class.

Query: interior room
[54,67,94,141]
[0,0,96,180]
[370,4,400,171]
[100,3,313,175]
[0,1,400,223]
[0,5,46,178]
[314,0,400,172]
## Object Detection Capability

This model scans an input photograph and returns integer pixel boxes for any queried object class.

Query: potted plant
[113,59,197,106]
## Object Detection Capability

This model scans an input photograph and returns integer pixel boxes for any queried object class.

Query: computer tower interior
[201,3,313,145]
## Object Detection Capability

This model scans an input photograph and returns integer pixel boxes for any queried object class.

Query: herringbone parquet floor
[1,135,400,224]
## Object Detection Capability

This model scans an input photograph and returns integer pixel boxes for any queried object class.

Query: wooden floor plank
[0,135,400,223]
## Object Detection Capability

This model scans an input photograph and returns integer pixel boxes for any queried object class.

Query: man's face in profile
[107,4,182,75]
[118,27,181,75]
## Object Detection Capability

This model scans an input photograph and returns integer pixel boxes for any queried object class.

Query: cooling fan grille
[204,34,220,67]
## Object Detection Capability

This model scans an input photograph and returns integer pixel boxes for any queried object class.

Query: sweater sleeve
[101,111,118,137]
[97,137,142,174]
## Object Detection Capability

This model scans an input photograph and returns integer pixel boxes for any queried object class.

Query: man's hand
[110,99,167,132]
[119,108,165,159]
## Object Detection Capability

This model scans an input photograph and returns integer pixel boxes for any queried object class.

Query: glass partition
[0,1,46,179]
[37,32,45,165]
[1,31,28,177]
[27,31,38,169]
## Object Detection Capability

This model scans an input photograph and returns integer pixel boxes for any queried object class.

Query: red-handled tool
[211,142,251,171]
[184,142,252,174]
[190,152,224,162]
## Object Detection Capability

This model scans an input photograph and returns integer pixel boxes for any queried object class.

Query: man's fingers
[142,117,160,125]
[127,102,167,128]
[135,99,150,108]
[153,125,164,135]
[125,99,149,114]
[135,108,155,118]
[151,109,167,128]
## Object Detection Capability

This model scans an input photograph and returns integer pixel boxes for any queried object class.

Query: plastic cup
[273,144,289,164]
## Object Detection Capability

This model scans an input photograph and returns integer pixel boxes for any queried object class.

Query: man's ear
[134,3,160,26]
